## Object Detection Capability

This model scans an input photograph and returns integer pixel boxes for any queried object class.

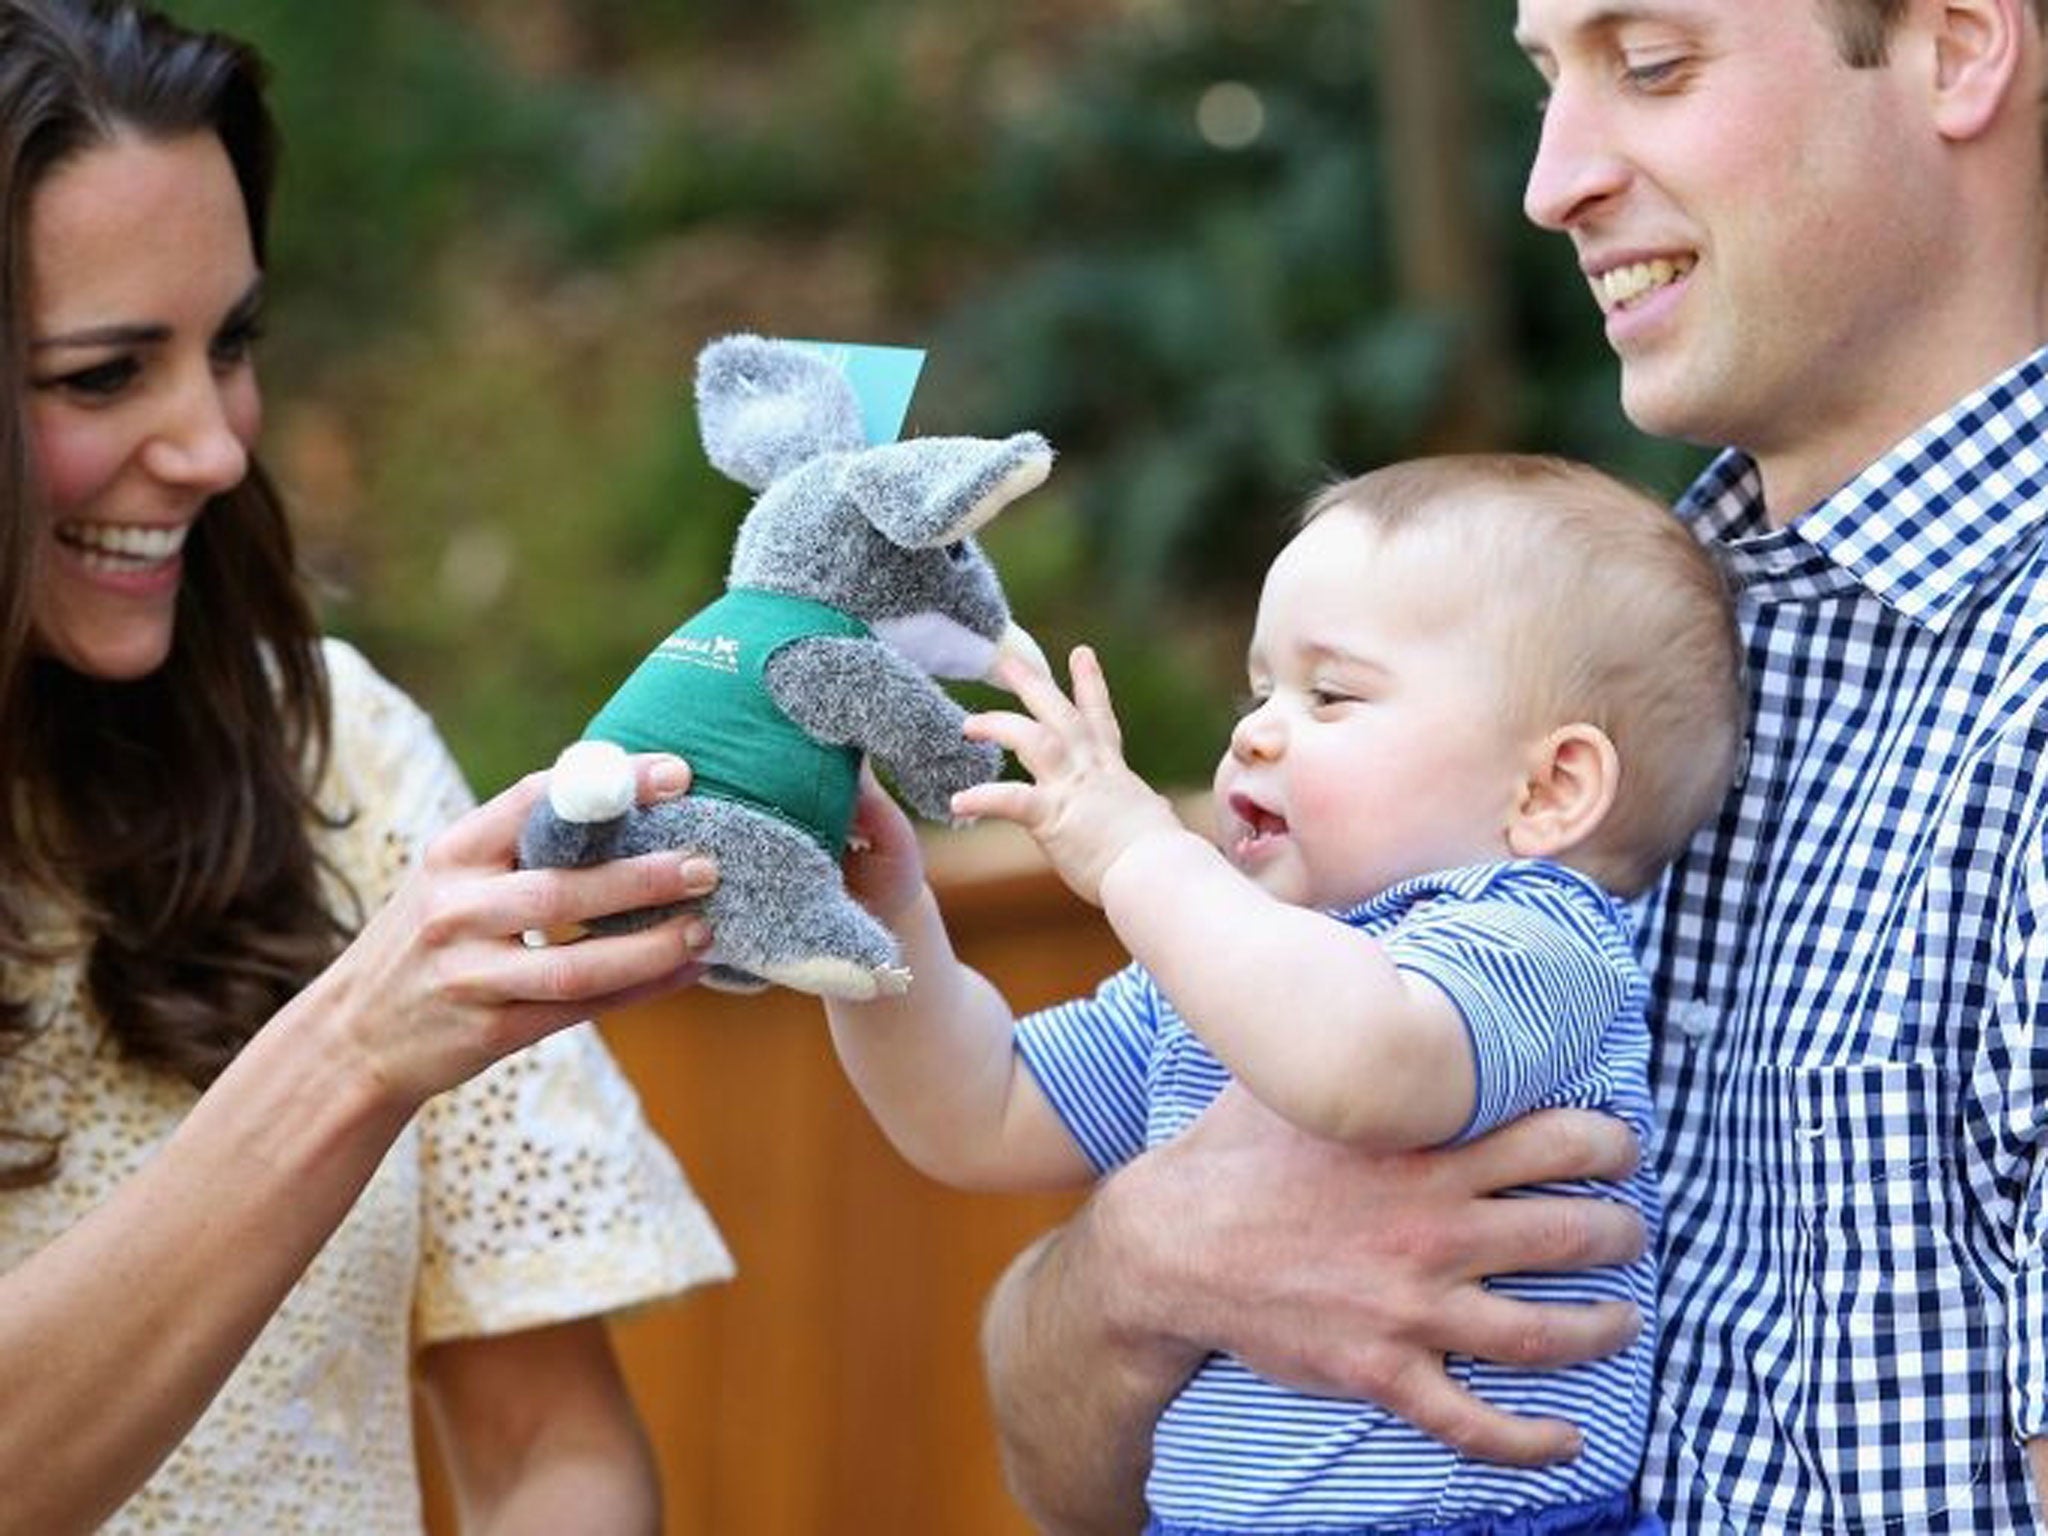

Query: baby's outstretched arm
[822,771,1094,1193]
[959,648,1475,1150]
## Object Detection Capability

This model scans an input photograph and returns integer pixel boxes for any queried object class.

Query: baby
[826,453,1744,1535]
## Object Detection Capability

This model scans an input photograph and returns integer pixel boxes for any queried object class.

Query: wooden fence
[422,818,1127,1533]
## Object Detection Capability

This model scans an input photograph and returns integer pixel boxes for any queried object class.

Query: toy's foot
[549,740,635,823]
[700,964,770,994]
[758,957,913,1001]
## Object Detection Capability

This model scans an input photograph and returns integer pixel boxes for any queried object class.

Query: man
[979,1,2048,1530]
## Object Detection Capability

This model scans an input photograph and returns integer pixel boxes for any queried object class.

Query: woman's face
[23,129,263,680]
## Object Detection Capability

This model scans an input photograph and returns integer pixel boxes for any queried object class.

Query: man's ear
[1505,723,1620,862]
[1925,0,2027,141]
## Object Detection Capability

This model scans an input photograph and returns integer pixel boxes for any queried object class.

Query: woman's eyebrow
[33,275,264,353]
[32,320,171,352]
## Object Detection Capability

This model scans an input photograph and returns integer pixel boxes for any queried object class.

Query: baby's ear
[1505,723,1620,862]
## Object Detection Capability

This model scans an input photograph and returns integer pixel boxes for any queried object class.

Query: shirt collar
[1676,345,2048,632]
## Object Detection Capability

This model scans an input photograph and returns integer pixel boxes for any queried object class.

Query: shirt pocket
[1660,1059,1999,1529]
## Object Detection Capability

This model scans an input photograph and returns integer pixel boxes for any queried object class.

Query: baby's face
[1213,509,1534,910]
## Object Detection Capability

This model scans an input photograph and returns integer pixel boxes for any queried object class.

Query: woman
[0,2,732,1531]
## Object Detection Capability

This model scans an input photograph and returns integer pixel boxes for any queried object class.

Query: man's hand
[953,646,1184,905]
[1108,1089,1646,1462]
[982,1088,1648,1531]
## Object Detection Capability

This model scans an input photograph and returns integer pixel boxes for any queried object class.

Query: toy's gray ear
[695,334,866,492]
[843,432,1054,547]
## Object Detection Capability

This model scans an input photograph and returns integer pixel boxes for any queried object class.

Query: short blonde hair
[1301,454,1746,897]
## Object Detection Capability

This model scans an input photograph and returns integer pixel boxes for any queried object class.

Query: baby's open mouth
[1227,793,1288,856]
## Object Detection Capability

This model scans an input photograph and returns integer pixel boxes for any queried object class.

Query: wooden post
[1375,0,1519,449]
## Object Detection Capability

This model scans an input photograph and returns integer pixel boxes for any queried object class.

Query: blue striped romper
[1015,860,1664,1536]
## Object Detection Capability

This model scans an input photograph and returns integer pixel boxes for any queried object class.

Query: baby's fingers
[964,708,1072,784]
[993,650,1086,732]
[1065,646,1125,751]
[962,707,1035,752]
[952,779,1042,828]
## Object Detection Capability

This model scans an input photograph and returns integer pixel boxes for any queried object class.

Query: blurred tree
[927,1,1699,599]
[166,0,596,362]
[896,2,1697,782]
[153,0,1694,795]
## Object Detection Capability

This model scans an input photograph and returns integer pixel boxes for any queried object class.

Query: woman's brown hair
[0,0,350,1178]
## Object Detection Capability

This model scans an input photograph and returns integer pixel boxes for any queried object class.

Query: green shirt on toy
[583,587,870,855]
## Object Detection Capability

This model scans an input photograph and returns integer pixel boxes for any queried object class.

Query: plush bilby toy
[518,333,1051,1000]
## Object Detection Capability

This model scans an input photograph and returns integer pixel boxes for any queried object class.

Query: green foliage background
[161,0,1699,796]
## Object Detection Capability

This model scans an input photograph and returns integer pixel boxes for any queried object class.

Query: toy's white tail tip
[549,740,636,823]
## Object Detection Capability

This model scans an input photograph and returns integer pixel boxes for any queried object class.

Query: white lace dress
[0,640,734,1533]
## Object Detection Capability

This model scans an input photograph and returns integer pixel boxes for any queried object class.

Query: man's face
[1515,0,1945,506]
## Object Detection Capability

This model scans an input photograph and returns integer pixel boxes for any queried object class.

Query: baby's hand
[843,764,930,925]
[953,646,1183,906]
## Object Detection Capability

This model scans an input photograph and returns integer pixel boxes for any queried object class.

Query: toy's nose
[984,622,1050,687]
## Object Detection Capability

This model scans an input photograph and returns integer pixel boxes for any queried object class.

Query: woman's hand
[304,754,716,1109]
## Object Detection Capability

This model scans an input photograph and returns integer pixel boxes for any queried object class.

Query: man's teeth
[59,522,186,570]
[1598,257,1694,310]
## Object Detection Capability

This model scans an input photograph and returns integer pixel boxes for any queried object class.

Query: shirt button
[1672,1000,1716,1039]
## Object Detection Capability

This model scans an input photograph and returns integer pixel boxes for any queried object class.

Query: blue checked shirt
[1636,347,2048,1531]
